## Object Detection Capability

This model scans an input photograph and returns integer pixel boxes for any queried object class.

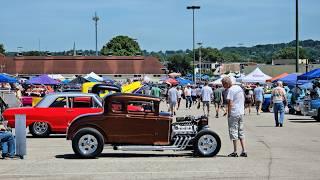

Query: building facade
[0,56,166,81]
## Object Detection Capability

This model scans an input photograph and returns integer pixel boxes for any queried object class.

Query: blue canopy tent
[274,73,309,86]
[201,75,210,80]
[0,73,18,83]
[176,77,193,86]
[86,77,99,82]
[298,68,320,80]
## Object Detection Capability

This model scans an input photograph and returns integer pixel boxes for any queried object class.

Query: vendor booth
[242,67,271,83]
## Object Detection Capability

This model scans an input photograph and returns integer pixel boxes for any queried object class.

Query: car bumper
[307,109,318,117]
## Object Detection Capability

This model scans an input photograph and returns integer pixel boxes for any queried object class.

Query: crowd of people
[160,77,297,157]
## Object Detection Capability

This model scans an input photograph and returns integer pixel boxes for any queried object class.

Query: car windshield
[35,94,57,107]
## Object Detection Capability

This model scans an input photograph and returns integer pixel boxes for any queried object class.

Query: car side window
[127,101,154,113]
[50,97,68,108]
[111,101,123,112]
[70,97,92,108]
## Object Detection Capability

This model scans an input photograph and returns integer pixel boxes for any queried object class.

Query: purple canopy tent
[28,74,60,85]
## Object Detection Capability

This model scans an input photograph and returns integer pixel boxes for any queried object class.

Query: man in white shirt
[222,77,247,157]
[184,84,192,109]
[201,81,213,116]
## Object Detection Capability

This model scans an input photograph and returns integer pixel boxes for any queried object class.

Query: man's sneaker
[227,152,238,157]
[8,155,21,160]
[240,152,248,157]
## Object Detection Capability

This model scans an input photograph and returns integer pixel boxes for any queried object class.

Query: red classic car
[3,92,103,137]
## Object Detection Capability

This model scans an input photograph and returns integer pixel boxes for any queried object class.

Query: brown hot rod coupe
[66,93,221,158]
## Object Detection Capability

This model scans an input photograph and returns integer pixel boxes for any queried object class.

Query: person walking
[213,85,223,118]
[221,88,228,117]
[151,85,161,97]
[191,86,197,104]
[222,77,247,157]
[176,86,183,110]
[167,85,179,116]
[244,87,253,115]
[201,81,213,117]
[253,83,264,115]
[184,84,192,109]
[271,81,287,127]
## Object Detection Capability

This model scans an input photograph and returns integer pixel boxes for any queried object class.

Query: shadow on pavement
[27,135,66,138]
[55,152,193,159]
[256,126,276,127]
[289,120,320,123]
[288,118,314,120]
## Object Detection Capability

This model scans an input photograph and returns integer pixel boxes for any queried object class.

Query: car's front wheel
[29,122,50,137]
[72,128,104,158]
[193,130,221,157]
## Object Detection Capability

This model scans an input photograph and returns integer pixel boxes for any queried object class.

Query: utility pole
[197,42,202,83]
[187,6,200,83]
[92,12,100,56]
[295,0,299,72]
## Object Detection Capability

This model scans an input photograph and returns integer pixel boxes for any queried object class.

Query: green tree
[196,47,223,62]
[0,43,5,54]
[272,47,308,59]
[101,35,141,56]
[167,54,192,75]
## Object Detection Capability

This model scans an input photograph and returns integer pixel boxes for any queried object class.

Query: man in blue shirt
[253,83,264,115]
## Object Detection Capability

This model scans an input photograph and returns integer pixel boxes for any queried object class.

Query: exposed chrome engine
[171,115,208,138]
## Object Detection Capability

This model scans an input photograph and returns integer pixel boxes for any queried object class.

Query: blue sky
[0,0,319,52]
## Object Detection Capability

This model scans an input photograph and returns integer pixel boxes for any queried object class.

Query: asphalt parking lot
[1,101,320,180]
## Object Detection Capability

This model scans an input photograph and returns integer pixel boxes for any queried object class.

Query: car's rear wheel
[193,130,221,157]
[29,122,50,137]
[72,128,104,158]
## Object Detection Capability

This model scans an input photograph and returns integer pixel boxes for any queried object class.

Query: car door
[42,96,70,132]
[122,100,157,144]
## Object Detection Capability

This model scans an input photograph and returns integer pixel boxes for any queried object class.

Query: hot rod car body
[67,93,221,158]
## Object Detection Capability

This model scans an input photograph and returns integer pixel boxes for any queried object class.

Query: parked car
[66,93,221,158]
[3,92,103,137]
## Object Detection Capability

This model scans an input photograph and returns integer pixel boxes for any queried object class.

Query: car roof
[45,92,98,97]
[105,93,161,102]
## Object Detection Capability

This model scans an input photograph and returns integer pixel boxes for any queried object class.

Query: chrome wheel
[78,134,98,155]
[33,122,49,135]
[198,134,217,155]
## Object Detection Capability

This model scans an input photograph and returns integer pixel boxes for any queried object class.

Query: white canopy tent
[48,74,65,81]
[241,67,272,83]
[84,72,104,82]
[210,76,237,85]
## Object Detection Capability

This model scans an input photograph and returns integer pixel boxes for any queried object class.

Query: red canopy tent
[165,78,178,86]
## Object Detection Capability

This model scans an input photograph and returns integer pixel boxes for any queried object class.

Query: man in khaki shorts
[222,77,247,157]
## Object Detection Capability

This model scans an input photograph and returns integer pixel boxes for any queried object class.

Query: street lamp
[197,42,202,83]
[186,5,200,83]
[92,12,100,56]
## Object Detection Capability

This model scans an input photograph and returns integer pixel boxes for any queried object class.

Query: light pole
[92,12,100,56]
[197,42,202,83]
[187,5,200,83]
[295,0,299,72]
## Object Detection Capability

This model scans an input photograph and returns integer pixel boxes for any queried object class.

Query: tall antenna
[92,12,100,56]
